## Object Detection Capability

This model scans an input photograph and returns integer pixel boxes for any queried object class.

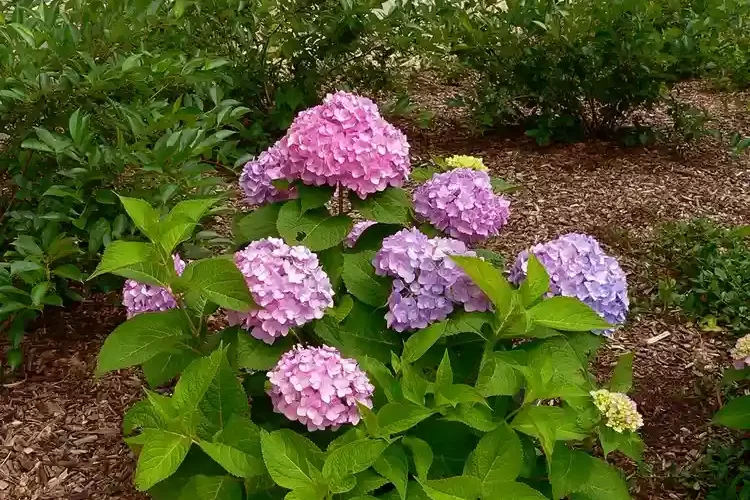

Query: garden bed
[2,81,750,500]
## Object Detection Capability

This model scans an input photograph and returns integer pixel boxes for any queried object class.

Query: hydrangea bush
[93,93,641,500]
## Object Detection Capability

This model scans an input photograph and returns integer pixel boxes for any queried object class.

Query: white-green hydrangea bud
[731,334,750,369]
[590,389,644,433]
[444,155,488,171]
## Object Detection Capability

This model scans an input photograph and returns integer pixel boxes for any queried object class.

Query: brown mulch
[0,295,146,500]
[1,77,749,499]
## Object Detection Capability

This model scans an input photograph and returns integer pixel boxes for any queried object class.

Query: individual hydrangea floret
[413,168,511,243]
[509,233,629,333]
[730,334,750,369]
[227,238,334,344]
[122,254,186,318]
[590,389,644,433]
[267,344,375,431]
[373,228,490,331]
[280,91,410,199]
[444,154,488,171]
[239,142,295,206]
[344,220,377,248]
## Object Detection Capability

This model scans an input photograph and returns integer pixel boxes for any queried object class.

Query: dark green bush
[655,219,750,334]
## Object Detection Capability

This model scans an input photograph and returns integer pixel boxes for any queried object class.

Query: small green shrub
[655,219,750,334]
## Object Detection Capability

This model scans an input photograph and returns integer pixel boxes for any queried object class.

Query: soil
[2,77,749,499]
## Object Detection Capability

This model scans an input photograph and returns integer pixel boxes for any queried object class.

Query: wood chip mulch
[1,77,749,499]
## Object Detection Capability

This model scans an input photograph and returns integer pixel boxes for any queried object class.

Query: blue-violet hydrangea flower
[267,344,374,431]
[413,168,511,243]
[239,141,295,206]
[227,238,334,344]
[509,233,629,333]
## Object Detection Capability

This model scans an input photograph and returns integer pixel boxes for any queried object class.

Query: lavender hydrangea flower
[730,334,750,369]
[280,91,410,199]
[373,228,490,331]
[267,344,375,431]
[509,233,629,332]
[413,168,511,243]
[227,238,334,344]
[239,142,295,206]
[122,254,186,318]
[344,220,377,248]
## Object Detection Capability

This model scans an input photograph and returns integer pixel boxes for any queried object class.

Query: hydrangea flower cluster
[227,238,334,344]
[267,345,375,431]
[373,228,490,331]
[122,254,186,318]
[413,168,511,243]
[239,142,295,206]
[344,220,377,248]
[275,91,410,199]
[508,233,629,332]
[444,154,488,171]
[590,389,644,433]
[730,334,750,369]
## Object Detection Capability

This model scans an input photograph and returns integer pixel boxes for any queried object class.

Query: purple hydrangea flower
[227,238,334,344]
[280,91,410,199]
[122,254,186,318]
[267,344,375,431]
[239,142,295,206]
[508,233,629,332]
[413,168,511,243]
[344,220,377,248]
[373,228,490,331]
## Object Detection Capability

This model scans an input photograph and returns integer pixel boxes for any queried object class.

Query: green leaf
[143,348,200,387]
[598,426,644,462]
[171,349,225,412]
[236,334,294,370]
[523,337,589,401]
[318,247,344,289]
[527,297,611,331]
[234,202,282,243]
[450,256,513,316]
[97,310,189,376]
[180,258,255,312]
[512,406,588,457]
[475,351,524,397]
[88,241,156,280]
[349,470,390,497]
[323,438,389,481]
[550,444,630,500]
[197,440,265,478]
[377,402,435,437]
[420,476,481,500]
[373,444,409,499]
[30,281,50,306]
[402,437,433,481]
[518,255,549,307]
[298,185,335,213]
[484,482,548,499]
[342,251,391,307]
[134,430,192,491]
[714,396,750,429]
[117,195,161,241]
[463,424,522,495]
[9,261,43,275]
[13,235,43,256]
[277,201,352,251]
[260,430,324,491]
[51,264,84,281]
[401,364,430,405]
[180,475,243,500]
[403,321,448,364]
[608,352,634,393]
[160,198,220,253]
[331,295,354,323]
[197,352,250,435]
[351,188,412,224]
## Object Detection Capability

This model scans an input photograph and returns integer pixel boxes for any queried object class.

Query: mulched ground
[2,77,749,499]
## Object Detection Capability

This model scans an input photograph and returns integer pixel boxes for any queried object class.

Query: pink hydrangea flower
[267,344,375,431]
[227,238,334,344]
[344,220,377,248]
[239,142,295,206]
[122,254,186,318]
[279,91,410,199]
[413,168,511,243]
